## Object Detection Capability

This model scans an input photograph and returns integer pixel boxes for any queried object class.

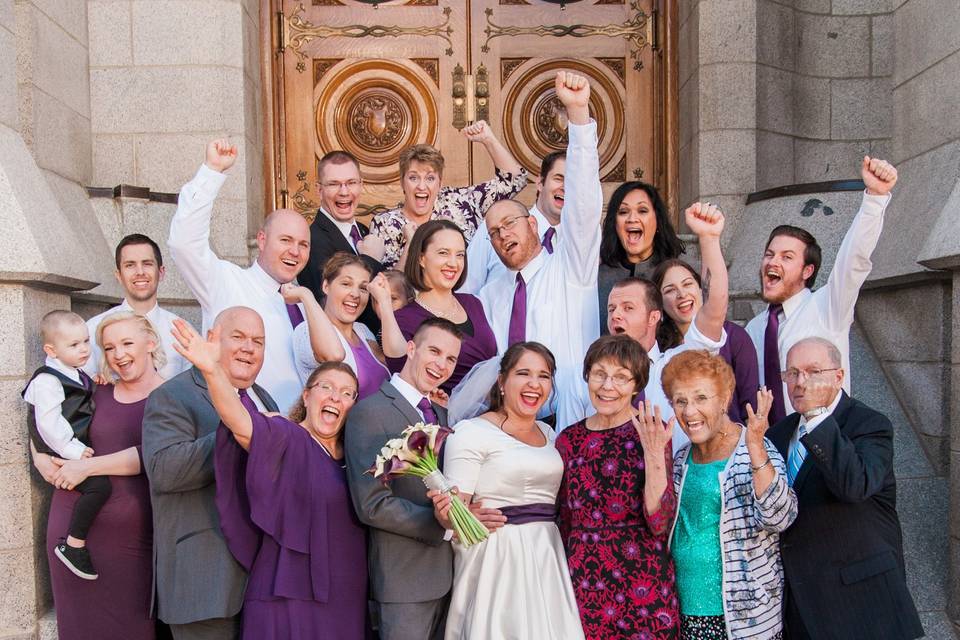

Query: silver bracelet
[751,457,772,473]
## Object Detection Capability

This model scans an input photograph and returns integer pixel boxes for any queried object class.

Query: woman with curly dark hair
[598,181,685,331]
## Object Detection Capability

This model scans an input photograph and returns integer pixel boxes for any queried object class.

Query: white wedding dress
[443,417,585,640]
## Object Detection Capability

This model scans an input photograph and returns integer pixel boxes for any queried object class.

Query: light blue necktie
[787,424,808,486]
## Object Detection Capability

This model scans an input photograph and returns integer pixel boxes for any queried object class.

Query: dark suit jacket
[343,380,453,604]
[141,367,278,625]
[299,209,383,331]
[768,392,923,640]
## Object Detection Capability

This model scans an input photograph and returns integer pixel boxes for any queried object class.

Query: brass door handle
[451,64,489,129]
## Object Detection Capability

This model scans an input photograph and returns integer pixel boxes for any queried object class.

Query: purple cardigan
[719,319,760,423]
[385,293,498,393]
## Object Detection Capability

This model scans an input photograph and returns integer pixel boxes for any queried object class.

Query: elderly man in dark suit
[142,307,279,640]
[298,150,386,331]
[767,336,923,640]
[344,317,462,640]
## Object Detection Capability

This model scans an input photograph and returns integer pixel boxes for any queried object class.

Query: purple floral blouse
[369,168,528,269]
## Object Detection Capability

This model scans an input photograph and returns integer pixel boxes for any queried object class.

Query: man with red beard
[745,156,898,423]
[169,139,312,413]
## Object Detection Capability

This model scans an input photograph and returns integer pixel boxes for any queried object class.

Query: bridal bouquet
[370,422,489,546]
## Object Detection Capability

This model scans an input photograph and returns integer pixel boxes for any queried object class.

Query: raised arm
[170,319,254,450]
[368,273,407,358]
[167,140,236,311]
[823,156,897,331]
[281,283,346,362]
[632,401,676,534]
[687,202,728,343]
[555,71,602,287]
[463,120,523,177]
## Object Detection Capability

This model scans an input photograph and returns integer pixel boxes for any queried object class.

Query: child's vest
[21,366,95,456]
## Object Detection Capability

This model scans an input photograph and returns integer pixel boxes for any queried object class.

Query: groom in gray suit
[345,317,463,640]
[142,307,278,640]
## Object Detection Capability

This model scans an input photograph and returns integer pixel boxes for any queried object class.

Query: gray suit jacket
[344,380,453,604]
[141,367,278,625]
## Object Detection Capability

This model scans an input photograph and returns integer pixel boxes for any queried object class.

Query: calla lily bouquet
[369,422,488,546]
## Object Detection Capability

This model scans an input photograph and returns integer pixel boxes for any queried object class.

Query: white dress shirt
[462,205,560,295]
[389,373,430,420]
[788,387,844,457]
[318,207,362,251]
[478,122,602,431]
[745,191,890,414]
[83,300,190,381]
[168,163,306,413]
[23,356,89,460]
[645,321,727,452]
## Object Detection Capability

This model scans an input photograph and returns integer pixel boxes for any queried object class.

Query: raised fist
[367,273,393,305]
[279,282,313,305]
[684,202,725,239]
[205,139,237,173]
[554,71,590,125]
[358,234,386,262]
[861,156,897,196]
[462,120,494,144]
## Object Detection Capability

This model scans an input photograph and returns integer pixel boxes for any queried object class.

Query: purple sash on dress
[499,502,557,525]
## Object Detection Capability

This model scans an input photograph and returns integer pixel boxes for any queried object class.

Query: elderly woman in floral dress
[370,120,527,269]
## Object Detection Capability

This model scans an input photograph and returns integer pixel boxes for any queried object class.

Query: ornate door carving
[262,0,677,221]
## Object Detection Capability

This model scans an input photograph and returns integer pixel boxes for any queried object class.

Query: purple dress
[350,338,389,401]
[385,293,497,392]
[214,407,368,640]
[718,320,760,423]
[46,385,154,640]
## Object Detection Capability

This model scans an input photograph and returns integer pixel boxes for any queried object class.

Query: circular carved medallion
[502,59,625,181]
[316,60,438,185]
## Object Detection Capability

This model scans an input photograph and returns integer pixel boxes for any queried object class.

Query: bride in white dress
[434,342,586,640]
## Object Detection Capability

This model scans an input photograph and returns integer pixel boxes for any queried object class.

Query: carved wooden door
[264,0,676,221]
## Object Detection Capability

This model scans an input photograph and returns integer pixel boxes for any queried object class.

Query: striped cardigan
[670,432,798,640]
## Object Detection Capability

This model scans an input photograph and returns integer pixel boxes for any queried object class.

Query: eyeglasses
[587,370,634,388]
[488,214,530,241]
[320,180,361,192]
[310,381,358,401]
[780,368,840,383]
[669,394,718,411]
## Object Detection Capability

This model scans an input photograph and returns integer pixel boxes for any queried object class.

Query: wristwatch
[803,406,828,420]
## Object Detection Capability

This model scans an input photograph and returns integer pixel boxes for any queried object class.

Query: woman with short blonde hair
[95,311,166,380]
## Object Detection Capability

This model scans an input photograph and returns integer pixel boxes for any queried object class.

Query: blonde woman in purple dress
[34,312,166,639]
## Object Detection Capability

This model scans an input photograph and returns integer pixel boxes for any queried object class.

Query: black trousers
[67,474,112,540]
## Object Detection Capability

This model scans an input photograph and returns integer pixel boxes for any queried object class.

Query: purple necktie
[79,370,94,392]
[764,304,786,423]
[417,396,437,425]
[238,387,259,414]
[349,225,362,252]
[508,272,527,346]
[541,227,556,254]
[279,287,305,328]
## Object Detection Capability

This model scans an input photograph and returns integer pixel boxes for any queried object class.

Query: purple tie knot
[417,396,438,425]
[349,225,362,251]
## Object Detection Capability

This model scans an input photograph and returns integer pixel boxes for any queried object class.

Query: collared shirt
[788,388,843,456]
[478,122,602,431]
[389,372,429,421]
[317,207,362,251]
[461,204,560,294]
[370,167,529,269]
[745,191,890,414]
[168,163,306,413]
[83,299,190,381]
[646,321,727,452]
[22,356,89,460]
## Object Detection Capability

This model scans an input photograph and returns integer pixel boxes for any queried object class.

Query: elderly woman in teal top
[662,350,797,640]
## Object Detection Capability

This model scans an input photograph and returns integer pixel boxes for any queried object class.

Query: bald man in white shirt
[168,140,312,413]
